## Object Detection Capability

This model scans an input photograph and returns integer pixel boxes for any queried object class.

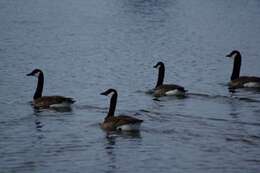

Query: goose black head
[226,50,241,59]
[26,69,43,77]
[153,61,164,68]
[100,88,117,97]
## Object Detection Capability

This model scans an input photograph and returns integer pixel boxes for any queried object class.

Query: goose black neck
[34,73,44,100]
[107,92,117,118]
[231,54,241,81]
[156,65,165,88]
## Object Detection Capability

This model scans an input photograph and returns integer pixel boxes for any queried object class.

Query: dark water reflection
[1,0,260,172]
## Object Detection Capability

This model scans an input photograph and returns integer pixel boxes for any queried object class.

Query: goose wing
[105,115,143,128]
[154,84,186,97]
[156,84,185,92]
[33,96,75,108]
[229,76,260,88]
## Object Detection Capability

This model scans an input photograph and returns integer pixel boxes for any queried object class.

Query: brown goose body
[226,50,260,89]
[153,62,186,97]
[100,89,143,131]
[154,84,186,97]
[33,96,75,108]
[229,76,260,89]
[101,115,143,131]
[27,69,75,108]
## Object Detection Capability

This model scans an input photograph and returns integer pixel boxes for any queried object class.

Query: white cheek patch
[34,72,40,77]
[108,91,115,97]
[231,53,237,59]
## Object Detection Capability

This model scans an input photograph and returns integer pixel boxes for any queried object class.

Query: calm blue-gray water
[1,0,260,172]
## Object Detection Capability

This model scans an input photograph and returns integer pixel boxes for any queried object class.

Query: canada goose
[226,50,260,89]
[153,61,186,97]
[100,89,143,131]
[27,69,75,108]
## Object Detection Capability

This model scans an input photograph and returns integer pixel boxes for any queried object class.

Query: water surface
[1,0,260,172]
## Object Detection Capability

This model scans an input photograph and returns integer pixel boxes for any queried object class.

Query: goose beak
[100,92,106,96]
[226,54,231,58]
[153,65,157,68]
[26,73,33,76]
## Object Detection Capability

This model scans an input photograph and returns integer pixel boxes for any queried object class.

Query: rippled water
[1,0,260,172]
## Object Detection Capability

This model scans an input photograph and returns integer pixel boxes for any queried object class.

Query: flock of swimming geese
[27,50,260,132]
